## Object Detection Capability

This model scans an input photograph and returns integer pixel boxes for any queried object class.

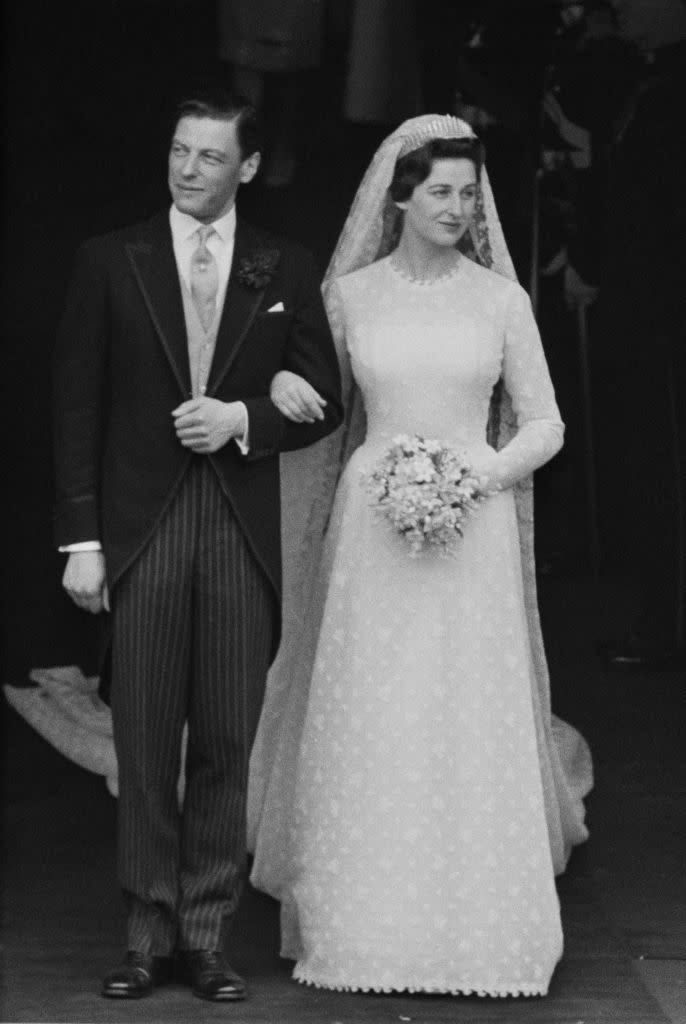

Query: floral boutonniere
[237,249,280,289]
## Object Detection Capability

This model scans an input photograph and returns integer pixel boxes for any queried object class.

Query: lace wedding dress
[249,252,592,997]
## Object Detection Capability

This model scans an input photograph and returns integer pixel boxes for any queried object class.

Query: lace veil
[249,115,591,877]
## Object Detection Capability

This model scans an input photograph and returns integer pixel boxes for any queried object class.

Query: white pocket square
[266,302,285,313]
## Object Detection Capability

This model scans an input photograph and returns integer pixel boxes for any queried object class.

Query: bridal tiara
[397,114,475,158]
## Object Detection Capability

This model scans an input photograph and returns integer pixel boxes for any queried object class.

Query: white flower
[366,434,486,556]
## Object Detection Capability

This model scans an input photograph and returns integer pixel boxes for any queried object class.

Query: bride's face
[397,158,478,250]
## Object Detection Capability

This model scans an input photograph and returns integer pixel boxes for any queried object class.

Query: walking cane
[666,351,686,650]
[575,300,602,582]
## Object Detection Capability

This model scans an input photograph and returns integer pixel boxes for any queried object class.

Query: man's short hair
[173,88,262,160]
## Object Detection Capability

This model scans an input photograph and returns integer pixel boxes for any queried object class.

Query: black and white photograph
[1,1,685,1022]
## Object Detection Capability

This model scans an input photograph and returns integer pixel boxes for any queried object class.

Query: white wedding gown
[249,253,592,997]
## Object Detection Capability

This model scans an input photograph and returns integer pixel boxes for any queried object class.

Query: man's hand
[270,370,327,423]
[62,551,109,614]
[172,398,246,453]
[564,264,599,310]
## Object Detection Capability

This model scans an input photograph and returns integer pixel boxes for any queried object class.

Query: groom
[53,89,342,1001]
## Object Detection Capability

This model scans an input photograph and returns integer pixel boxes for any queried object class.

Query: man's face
[558,1,586,29]
[168,116,259,223]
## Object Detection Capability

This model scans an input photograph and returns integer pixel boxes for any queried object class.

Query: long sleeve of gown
[484,284,564,492]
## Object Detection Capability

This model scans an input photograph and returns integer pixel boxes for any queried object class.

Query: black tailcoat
[53,211,343,658]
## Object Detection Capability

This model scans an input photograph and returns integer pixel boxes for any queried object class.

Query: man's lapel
[125,213,191,396]
[206,220,274,396]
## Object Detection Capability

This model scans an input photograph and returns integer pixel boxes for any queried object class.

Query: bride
[248,114,593,997]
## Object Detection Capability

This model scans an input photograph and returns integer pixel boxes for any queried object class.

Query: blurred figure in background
[614,0,686,54]
[343,0,422,128]
[534,0,641,569]
[449,0,559,279]
[542,0,641,295]
[218,0,324,185]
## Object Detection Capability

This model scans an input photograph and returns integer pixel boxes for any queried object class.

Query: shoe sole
[192,990,246,1002]
[101,989,151,999]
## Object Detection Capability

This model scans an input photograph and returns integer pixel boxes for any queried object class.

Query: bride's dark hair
[389,137,485,203]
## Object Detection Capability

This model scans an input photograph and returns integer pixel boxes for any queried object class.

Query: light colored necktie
[190,225,218,331]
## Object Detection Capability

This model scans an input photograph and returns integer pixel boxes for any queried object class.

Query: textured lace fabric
[250,255,590,997]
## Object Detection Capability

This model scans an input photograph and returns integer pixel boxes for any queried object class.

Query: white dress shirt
[61,204,250,554]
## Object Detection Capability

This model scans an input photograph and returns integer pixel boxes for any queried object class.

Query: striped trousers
[110,457,275,955]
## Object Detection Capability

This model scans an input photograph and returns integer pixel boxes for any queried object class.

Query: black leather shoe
[183,950,246,1001]
[101,951,174,999]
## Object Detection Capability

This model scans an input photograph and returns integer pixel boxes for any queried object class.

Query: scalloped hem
[293,967,548,998]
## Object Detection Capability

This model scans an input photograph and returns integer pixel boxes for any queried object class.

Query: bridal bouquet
[366,434,486,557]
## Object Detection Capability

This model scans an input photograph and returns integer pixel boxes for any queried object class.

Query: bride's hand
[467,447,501,494]
[270,370,327,423]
